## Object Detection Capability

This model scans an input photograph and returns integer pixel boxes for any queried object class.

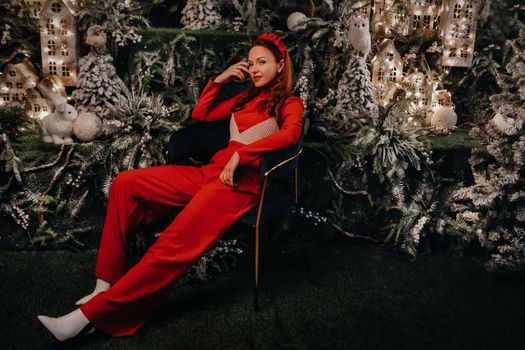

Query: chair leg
[254,223,260,312]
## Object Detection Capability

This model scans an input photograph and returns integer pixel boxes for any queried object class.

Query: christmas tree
[448,25,525,271]
[71,26,130,118]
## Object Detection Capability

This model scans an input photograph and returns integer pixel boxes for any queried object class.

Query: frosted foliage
[181,0,223,30]
[72,52,130,118]
[447,24,525,271]
[334,56,377,132]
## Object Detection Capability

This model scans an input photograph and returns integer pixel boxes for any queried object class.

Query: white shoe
[37,309,92,341]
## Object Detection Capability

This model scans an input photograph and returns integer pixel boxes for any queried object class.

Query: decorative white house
[0,61,39,107]
[353,1,372,20]
[372,0,409,35]
[39,0,78,86]
[408,0,444,33]
[24,0,45,18]
[431,88,454,110]
[404,70,434,111]
[440,0,478,67]
[371,39,403,106]
[25,88,51,119]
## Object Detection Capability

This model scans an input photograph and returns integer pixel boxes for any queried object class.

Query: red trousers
[80,147,260,337]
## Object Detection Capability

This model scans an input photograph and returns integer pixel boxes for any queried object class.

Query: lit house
[404,70,434,109]
[39,0,78,86]
[371,39,403,106]
[24,0,45,18]
[0,61,39,107]
[26,88,51,119]
[440,0,478,67]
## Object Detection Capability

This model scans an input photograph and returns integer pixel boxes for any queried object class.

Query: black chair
[239,133,304,311]
[165,121,304,311]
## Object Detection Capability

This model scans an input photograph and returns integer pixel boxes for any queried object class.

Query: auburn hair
[231,37,293,118]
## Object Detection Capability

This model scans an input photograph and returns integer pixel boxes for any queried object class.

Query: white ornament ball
[431,107,457,132]
[287,12,307,31]
[73,112,101,142]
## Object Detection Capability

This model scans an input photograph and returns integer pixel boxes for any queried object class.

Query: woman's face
[247,45,284,88]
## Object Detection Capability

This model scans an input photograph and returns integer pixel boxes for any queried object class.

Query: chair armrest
[263,148,303,178]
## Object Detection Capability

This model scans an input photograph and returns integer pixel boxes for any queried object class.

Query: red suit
[80,78,304,336]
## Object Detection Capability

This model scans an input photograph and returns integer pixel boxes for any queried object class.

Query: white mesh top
[229,113,279,145]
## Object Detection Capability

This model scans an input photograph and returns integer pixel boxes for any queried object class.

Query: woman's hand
[220,152,241,188]
[214,61,250,84]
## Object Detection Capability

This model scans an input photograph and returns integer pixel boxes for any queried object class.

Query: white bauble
[287,12,307,31]
[431,107,457,132]
[73,112,101,142]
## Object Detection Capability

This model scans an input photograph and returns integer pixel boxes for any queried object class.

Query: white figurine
[347,16,371,57]
[41,103,78,144]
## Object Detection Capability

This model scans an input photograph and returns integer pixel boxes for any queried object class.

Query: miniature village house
[24,0,45,18]
[25,88,51,119]
[371,39,403,106]
[39,0,78,86]
[404,70,433,110]
[409,0,444,33]
[372,0,409,35]
[0,61,38,107]
[353,1,372,19]
[440,0,478,67]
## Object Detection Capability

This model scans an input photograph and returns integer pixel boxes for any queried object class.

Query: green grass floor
[1,242,524,350]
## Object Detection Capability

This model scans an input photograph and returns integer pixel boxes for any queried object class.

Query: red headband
[257,33,287,59]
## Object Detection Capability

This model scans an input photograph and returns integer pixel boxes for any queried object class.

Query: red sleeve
[237,96,304,166]
[191,77,244,122]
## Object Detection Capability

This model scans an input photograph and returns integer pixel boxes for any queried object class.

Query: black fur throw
[165,120,230,165]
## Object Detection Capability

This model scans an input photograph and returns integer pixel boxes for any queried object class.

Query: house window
[34,104,41,112]
[452,23,460,38]
[460,45,469,58]
[49,61,57,75]
[61,63,70,77]
[42,105,49,112]
[422,98,428,106]
[438,97,445,105]
[415,77,422,85]
[48,40,57,55]
[47,18,55,35]
[2,93,9,101]
[31,1,42,17]
[465,3,473,19]
[61,41,68,56]
[60,19,69,35]
[465,25,472,39]
[389,69,397,82]
[423,15,431,29]
[51,2,62,13]
[453,4,462,19]
[377,68,385,82]
[449,47,457,57]
[6,82,13,88]
[418,87,425,94]
[13,93,20,101]
[413,15,421,29]
[433,16,440,30]
[15,83,23,89]
[9,70,16,77]
[386,52,394,61]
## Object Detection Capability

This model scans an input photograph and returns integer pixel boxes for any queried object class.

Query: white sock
[37,308,91,341]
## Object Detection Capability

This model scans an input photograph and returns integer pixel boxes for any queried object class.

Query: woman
[37,32,304,341]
